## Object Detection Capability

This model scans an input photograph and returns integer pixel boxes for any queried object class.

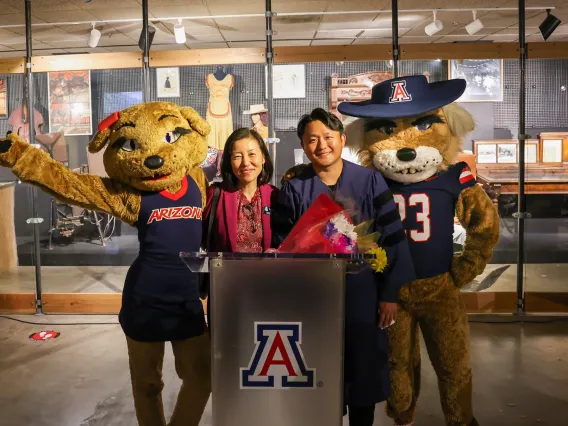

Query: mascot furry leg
[338,75,500,426]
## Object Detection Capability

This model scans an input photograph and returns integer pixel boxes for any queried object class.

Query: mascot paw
[0,139,12,154]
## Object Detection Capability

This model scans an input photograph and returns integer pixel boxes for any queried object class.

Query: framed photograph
[449,59,503,102]
[525,143,538,164]
[541,139,563,163]
[0,78,7,118]
[48,70,92,136]
[157,67,180,98]
[266,64,306,99]
[476,143,497,164]
[497,143,517,163]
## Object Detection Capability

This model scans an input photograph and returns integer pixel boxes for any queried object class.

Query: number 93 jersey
[386,162,476,280]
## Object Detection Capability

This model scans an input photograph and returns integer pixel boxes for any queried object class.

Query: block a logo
[240,322,315,389]
[389,80,413,103]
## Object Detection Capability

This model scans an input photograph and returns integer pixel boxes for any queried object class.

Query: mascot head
[88,102,210,192]
[338,75,474,184]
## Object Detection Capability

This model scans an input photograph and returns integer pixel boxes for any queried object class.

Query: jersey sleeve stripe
[373,189,394,210]
[376,207,401,227]
[382,228,407,247]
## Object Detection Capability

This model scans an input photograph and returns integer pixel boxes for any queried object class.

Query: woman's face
[251,113,260,124]
[231,137,265,186]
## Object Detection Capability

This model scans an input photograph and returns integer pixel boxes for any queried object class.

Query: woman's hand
[378,302,397,329]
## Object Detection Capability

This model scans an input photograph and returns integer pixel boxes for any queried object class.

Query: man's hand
[378,302,397,329]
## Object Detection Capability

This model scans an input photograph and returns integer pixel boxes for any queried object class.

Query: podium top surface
[180,251,377,273]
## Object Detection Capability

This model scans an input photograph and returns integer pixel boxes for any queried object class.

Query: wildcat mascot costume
[0,102,212,426]
[336,75,500,426]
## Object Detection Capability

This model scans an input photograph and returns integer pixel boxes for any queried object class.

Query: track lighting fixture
[174,18,186,44]
[138,25,156,51]
[425,10,443,36]
[539,9,561,41]
[465,10,484,35]
[88,23,101,48]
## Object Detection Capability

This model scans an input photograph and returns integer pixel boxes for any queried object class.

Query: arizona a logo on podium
[241,322,315,389]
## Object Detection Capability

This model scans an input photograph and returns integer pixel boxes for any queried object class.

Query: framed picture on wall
[0,78,7,118]
[541,139,563,163]
[157,67,180,98]
[497,143,517,163]
[265,64,306,99]
[525,143,538,164]
[48,70,92,136]
[475,143,497,163]
[449,59,503,102]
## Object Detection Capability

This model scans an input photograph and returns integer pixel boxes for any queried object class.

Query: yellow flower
[366,247,388,273]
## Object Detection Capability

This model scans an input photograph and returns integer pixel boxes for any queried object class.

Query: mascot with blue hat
[338,75,500,426]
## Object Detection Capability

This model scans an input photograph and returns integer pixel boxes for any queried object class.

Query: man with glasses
[272,108,415,426]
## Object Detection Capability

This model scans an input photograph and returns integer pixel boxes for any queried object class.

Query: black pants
[345,405,375,426]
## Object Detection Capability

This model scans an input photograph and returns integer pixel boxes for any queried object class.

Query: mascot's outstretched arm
[0,133,139,225]
[452,183,500,288]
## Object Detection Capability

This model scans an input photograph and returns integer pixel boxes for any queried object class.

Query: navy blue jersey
[386,162,476,280]
[119,175,206,342]
[272,160,415,406]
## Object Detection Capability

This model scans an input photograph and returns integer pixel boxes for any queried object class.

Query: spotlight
[174,18,186,44]
[539,9,561,41]
[138,25,156,51]
[425,11,443,36]
[465,10,484,35]
[88,23,101,48]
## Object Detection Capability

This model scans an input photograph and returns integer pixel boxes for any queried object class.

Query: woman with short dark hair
[203,127,277,254]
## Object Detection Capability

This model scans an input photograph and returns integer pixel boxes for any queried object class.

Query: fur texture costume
[338,75,500,426]
[0,102,212,426]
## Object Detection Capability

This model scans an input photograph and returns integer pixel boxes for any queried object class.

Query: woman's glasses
[242,203,257,233]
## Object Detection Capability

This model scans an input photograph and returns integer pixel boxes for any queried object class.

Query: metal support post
[392,0,399,77]
[265,0,278,185]
[142,0,151,101]
[514,0,528,314]
[25,0,43,315]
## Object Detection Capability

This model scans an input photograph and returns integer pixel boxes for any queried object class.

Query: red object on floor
[29,330,60,341]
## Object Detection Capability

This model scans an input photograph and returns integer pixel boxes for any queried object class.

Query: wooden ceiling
[0,0,566,57]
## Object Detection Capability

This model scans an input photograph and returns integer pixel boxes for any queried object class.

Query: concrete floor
[2,263,568,294]
[0,315,567,426]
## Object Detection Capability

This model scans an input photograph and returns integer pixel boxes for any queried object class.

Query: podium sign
[180,253,374,426]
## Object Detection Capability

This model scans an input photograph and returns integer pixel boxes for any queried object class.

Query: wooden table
[477,169,568,206]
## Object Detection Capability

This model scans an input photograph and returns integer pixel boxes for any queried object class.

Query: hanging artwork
[265,64,306,99]
[243,104,269,140]
[156,67,180,98]
[48,71,92,136]
[0,78,7,118]
[449,59,503,102]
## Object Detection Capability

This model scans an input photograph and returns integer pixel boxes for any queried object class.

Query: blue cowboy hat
[337,75,466,118]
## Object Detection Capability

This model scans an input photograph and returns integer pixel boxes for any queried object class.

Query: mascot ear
[180,106,211,137]
[442,103,475,139]
[89,111,120,153]
[88,128,111,153]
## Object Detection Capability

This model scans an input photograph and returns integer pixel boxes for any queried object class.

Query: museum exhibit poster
[450,59,503,102]
[265,64,306,99]
[48,71,93,136]
[104,92,143,117]
[157,67,180,98]
[0,78,7,118]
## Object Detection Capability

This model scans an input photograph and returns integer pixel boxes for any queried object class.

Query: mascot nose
[396,148,417,162]
[144,155,164,170]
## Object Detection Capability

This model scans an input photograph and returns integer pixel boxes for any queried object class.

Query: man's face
[301,120,345,169]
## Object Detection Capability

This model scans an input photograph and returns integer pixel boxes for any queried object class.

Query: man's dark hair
[296,108,344,140]
[220,127,274,189]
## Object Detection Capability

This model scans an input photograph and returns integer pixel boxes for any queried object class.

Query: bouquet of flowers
[276,193,388,273]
